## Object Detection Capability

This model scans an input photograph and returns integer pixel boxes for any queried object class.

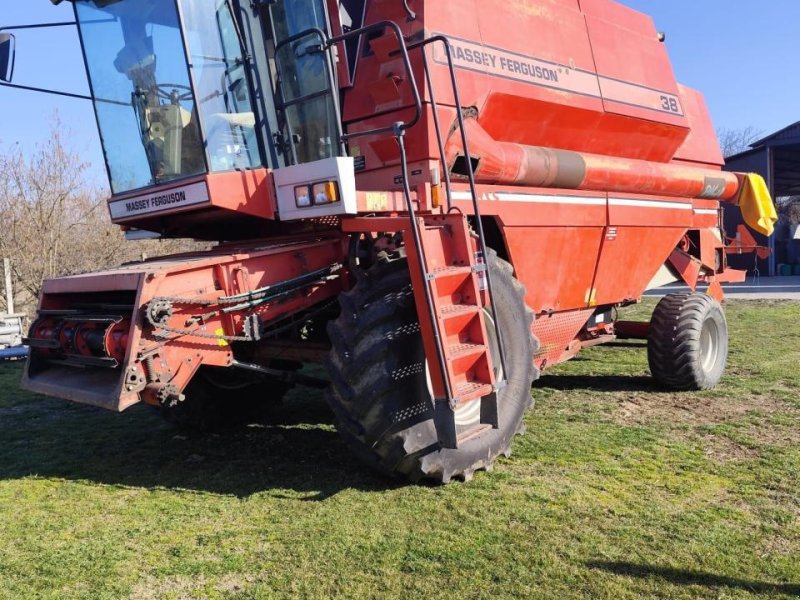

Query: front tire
[326,251,539,483]
[647,292,728,390]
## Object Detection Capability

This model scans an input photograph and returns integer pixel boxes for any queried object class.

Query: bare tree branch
[0,120,207,314]
[717,126,764,158]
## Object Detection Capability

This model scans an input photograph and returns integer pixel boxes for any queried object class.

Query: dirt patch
[612,393,794,428]
[760,534,798,557]
[701,434,759,463]
[124,573,260,600]
[612,391,800,451]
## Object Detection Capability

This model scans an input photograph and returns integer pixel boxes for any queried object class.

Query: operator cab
[31,0,357,237]
[76,0,264,194]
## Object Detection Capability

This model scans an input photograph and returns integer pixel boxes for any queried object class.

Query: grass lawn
[0,299,798,599]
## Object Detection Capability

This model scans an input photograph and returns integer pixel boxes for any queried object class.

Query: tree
[716,126,764,158]
[0,122,205,314]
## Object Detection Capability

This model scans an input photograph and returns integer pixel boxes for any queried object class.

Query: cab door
[269,0,343,165]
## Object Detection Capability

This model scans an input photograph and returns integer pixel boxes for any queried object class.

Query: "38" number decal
[660,95,681,114]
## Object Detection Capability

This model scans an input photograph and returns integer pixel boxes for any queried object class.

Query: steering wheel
[154,83,194,103]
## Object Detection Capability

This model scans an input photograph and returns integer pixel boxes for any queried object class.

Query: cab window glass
[76,0,205,193]
[180,0,263,172]
[270,0,339,164]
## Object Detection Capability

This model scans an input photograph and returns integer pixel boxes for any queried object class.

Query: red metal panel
[581,0,689,133]
[698,228,723,269]
[691,200,721,229]
[467,0,602,114]
[343,0,709,180]
[673,84,726,167]
[456,187,607,227]
[107,169,276,230]
[505,226,605,313]
[477,93,691,163]
[206,169,275,218]
[608,194,694,228]
[591,226,686,305]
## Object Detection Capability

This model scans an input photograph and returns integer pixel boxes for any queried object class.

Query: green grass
[0,299,798,599]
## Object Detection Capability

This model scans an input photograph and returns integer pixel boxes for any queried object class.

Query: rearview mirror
[0,33,15,82]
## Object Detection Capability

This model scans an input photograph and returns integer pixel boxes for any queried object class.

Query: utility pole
[2,258,14,315]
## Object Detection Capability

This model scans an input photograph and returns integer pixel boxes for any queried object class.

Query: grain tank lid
[672,85,725,168]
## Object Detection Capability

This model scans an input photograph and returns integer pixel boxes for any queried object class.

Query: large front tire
[326,251,539,483]
[647,292,728,390]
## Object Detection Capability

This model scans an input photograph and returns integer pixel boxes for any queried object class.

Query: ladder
[286,22,508,448]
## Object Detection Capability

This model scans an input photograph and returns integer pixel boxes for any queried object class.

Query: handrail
[327,20,423,140]
[402,0,417,22]
[404,34,510,390]
[393,124,454,404]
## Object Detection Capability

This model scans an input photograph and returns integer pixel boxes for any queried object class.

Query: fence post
[3,258,14,315]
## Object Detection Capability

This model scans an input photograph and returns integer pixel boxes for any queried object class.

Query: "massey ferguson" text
[125,190,187,213]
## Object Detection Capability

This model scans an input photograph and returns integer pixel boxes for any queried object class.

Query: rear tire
[326,250,539,483]
[647,292,728,390]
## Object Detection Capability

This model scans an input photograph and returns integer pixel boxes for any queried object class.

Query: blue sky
[1,0,798,188]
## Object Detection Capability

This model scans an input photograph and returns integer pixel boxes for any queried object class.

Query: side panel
[591,226,687,306]
[344,0,702,178]
[504,226,605,313]
[580,0,687,126]
[107,170,277,234]
[532,308,595,367]
[452,186,607,314]
[673,84,726,167]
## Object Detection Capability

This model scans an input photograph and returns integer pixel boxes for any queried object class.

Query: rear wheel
[647,292,728,390]
[326,251,539,483]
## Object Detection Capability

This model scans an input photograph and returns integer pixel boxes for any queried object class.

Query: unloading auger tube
[446,117,740,201]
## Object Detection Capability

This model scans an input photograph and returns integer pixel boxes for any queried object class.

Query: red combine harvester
[0,0,776,482]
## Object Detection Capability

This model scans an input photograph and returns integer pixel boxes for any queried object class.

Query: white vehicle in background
[0,314,23,350]
[0,259,26,359]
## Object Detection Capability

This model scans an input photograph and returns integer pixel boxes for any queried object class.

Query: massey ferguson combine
[0,0,776,482]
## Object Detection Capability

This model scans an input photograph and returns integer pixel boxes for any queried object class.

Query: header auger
[1,0,775,482]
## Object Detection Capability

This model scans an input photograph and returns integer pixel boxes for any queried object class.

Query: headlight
[294,185,312,208]
[273,157,357,221]
[312,181,339,205]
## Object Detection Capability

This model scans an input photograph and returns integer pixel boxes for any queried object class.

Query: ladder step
[454,381,493,404]
[428,266,473,281]
[457,424,493,445]
[440,304,480,318]
[446,342,486,360]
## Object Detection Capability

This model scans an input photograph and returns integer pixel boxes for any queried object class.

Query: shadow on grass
[538,374,660,393]
[588,561,800,596]
[0,381,403,500]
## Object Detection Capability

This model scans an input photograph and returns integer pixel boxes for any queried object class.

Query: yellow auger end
[737,173,778,237]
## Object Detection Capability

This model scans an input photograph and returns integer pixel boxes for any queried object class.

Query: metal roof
[751,121,800,148]
[726,122,800,197]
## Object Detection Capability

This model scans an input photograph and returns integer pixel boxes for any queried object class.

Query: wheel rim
[699,318,720,373]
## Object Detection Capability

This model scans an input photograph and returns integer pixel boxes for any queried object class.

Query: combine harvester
[0,0,776,481]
